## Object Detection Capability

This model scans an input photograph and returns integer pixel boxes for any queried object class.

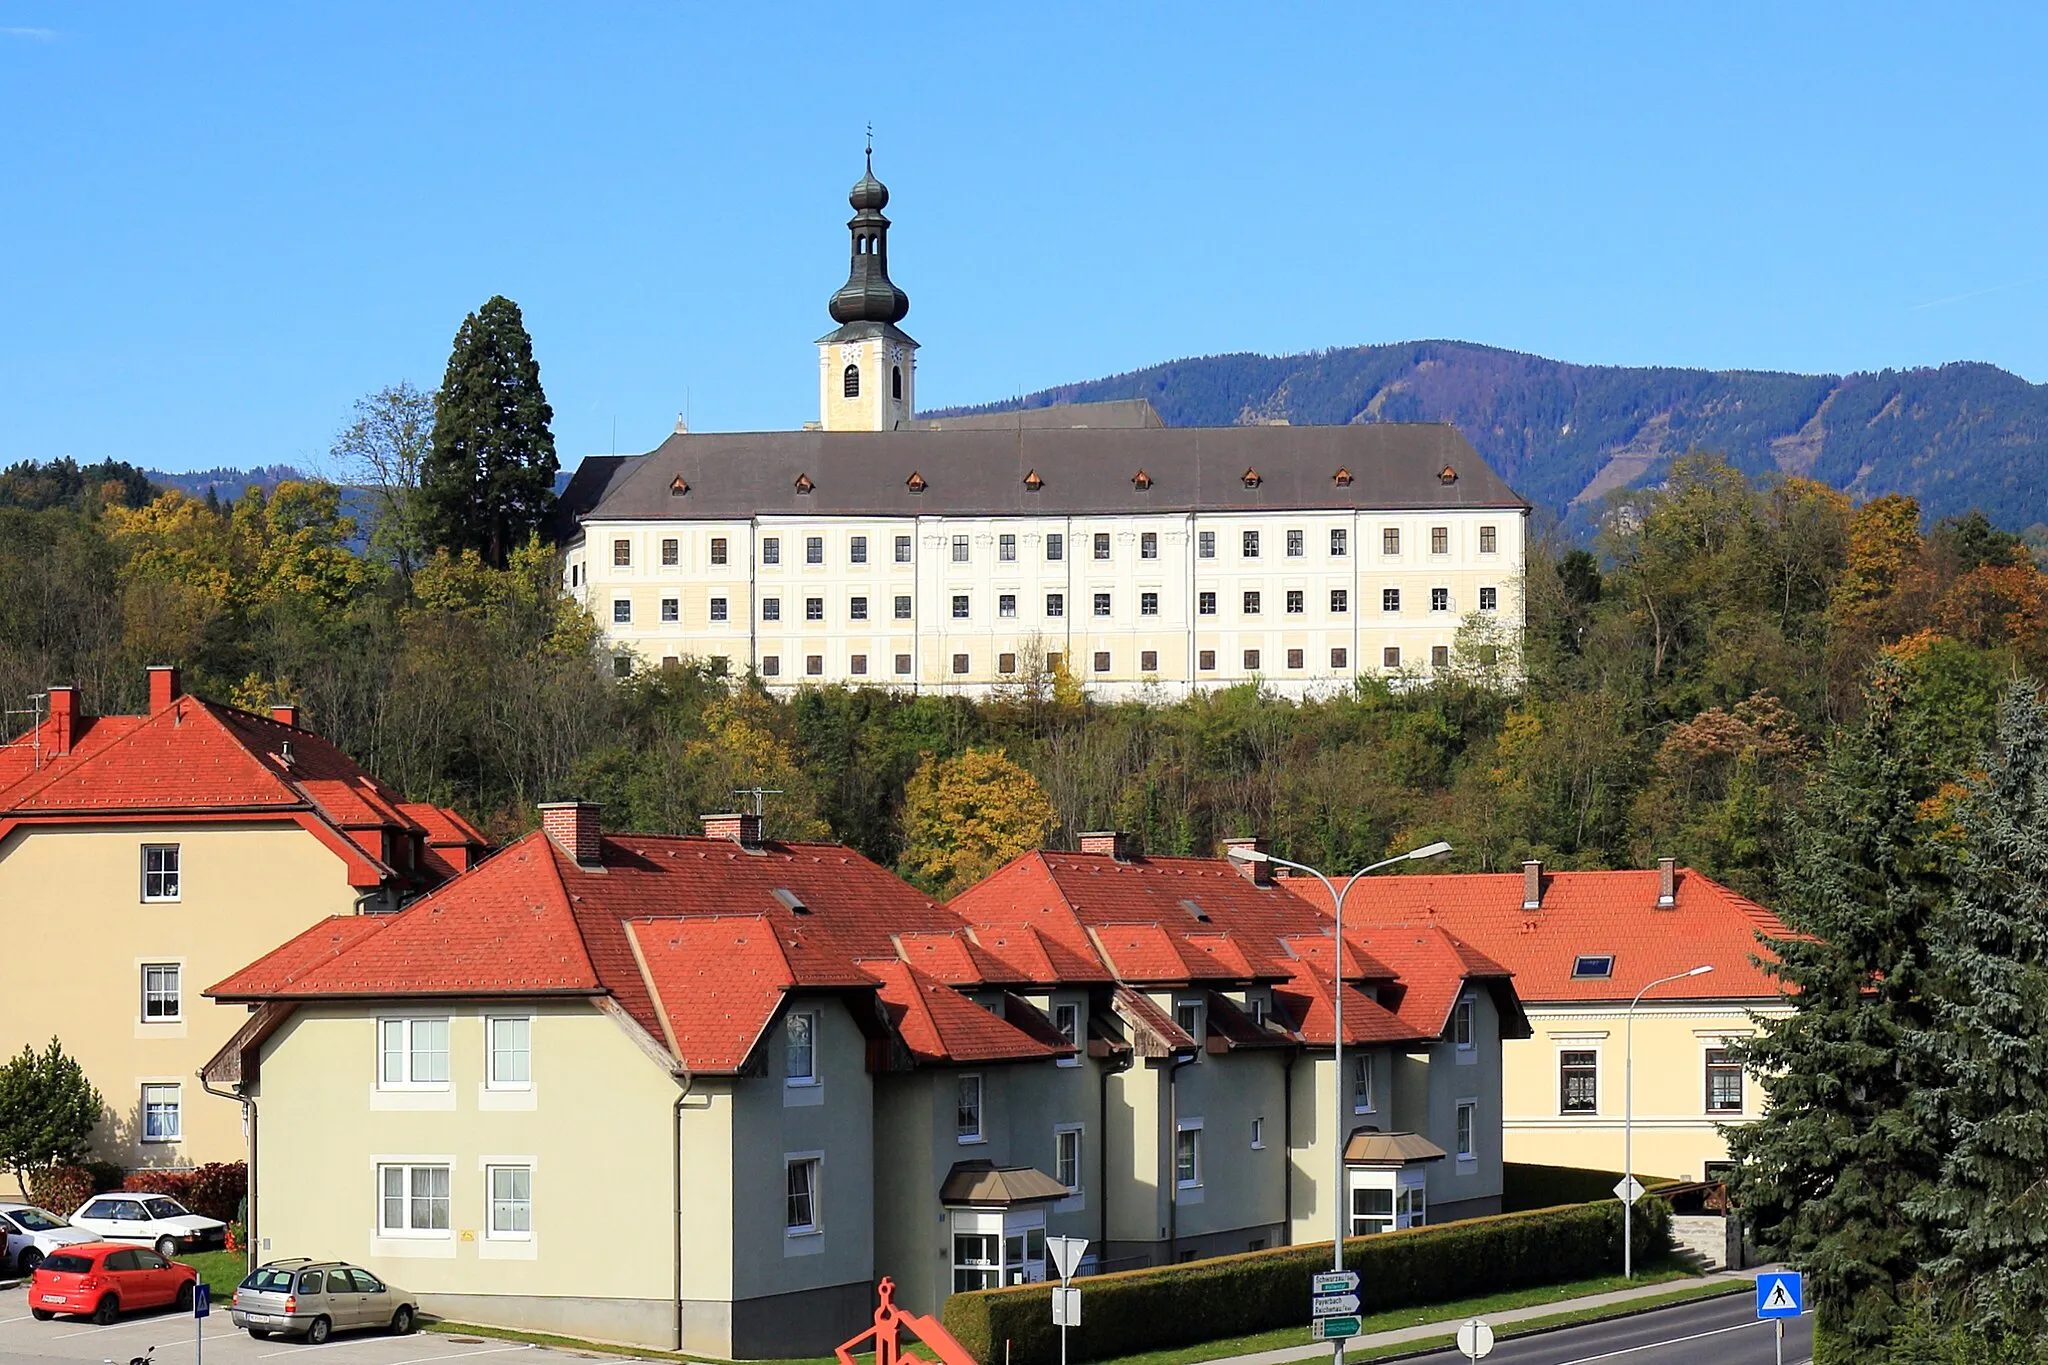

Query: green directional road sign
[1312,1316,1362,1341]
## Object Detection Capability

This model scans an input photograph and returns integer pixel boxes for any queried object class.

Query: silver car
[230,1260,417,1343]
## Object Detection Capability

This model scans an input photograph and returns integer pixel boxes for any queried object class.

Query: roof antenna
[732,785,784,818]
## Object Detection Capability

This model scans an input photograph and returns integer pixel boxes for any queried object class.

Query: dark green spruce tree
[1911,684,2048,1334]
[1726,657,1949,1349]
[422,295,558,568]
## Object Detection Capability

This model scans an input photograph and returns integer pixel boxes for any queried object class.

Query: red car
[28,1241,198,1324]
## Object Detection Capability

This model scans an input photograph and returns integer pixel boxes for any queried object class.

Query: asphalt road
[1400,1293,1812,1365]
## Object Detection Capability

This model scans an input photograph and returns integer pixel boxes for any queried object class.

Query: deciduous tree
[898,748,1057,896]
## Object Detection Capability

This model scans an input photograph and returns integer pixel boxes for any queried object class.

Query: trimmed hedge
[941,1199,1671,1365]
[1502,1163,1677,1213]
[123,1163,248,1224]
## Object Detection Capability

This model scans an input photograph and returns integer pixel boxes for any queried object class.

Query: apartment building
[203,811,1524,1358]
[0,667,485,1167]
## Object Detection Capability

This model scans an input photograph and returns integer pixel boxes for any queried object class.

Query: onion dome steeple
[827,147,911,329]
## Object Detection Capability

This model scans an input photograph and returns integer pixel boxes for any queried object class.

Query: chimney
[701,811,764,849]
[271,704,300,728]
[1222,836,1271,887]
[1078,830,1136,862]
[1522,859,1544,911]
[45,686,77,756]
[147,666,182,714]
[538,801,605,868]
[1657,856,1677,908]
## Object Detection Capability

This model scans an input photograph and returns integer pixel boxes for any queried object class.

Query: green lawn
[174,1251,248,1300]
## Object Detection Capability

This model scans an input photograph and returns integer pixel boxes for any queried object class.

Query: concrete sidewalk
[1196,1268,1760,1365]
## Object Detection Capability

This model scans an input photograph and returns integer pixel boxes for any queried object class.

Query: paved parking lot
[0,1285,599,1365]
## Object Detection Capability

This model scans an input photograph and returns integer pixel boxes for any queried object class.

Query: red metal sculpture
[835,1277,981,1365]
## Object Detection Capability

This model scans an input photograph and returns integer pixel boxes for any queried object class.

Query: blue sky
[3,3,2044,475]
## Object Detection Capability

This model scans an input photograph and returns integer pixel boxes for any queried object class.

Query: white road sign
[1053,1287,1082,1327]
[1612,1175,1645,1204]
[1313,1270,1361,1294]
[1047,1235,1090,1282]
[1313,1293,1362,1316]
[1456,1318,1495,1360]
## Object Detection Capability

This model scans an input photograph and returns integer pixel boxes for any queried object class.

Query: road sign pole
[1776,1318,1783,1365]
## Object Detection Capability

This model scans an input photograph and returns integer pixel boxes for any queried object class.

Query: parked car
[0,1202,96,1276]
[67,1193,227,1259]
[27,1242,198,1324]
[231,1260,417,1344]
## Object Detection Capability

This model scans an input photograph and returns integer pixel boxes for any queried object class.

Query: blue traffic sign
[194,1282,211,1318]
[1756,1272,1802,1320]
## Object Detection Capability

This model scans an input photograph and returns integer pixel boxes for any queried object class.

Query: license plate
[44,1295,66,1304]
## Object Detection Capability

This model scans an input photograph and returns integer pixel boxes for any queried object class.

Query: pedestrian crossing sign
[1756,1271,1803,1319]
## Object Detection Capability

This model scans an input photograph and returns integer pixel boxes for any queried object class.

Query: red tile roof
[866,960,1070,1065]
[1273,937,1433,1046]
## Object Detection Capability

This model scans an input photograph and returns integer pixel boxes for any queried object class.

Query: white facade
[568,506,1524,699]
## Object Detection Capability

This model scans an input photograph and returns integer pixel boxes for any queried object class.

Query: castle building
[563,156,1527,699]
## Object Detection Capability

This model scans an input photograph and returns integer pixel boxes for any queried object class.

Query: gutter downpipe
[672,1068,696,1352]
[199,1074,254,1274]
[1164,1049,1197,1263]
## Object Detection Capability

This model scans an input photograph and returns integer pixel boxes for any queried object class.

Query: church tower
[818,149,916,431]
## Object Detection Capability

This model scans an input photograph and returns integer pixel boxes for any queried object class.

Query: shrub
[122,1163,245,1222]
[26,1165,95,1217]
[940,1199,1670,1365]
[82,1161,126,1193]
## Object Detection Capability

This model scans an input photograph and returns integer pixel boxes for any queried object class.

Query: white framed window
[141,1084,180,1142]
[1141,531,1158,559]
[710,537,728,565]
[999,593,1017,618]
[1455,1100,1477,1160]
[1250,1116,1265,1149]
[1242,529,1260,558]
[895,534,913,563]
[612,598,632,624]
[1053,1002,1081,1066]
[1198,530,1215,559]
[1046,532,1064,561]
[894,595,913,620]
[379,1163,451,1236]
[612,538,631,567]
[953,594,970,619]
[1174,1121,1202,1188]
[487,1017,531,1089]
[1454,996,1475,1051]
[1431,587,1450,612]
[1480,586,1499,611]
[1141,590,1159,616]
[378,1017,451,1089]
[786,1156,821,1234]
[1331,528,1348,557]
[806,536,823,565]
[1175,999,1203,1055]
[850,535,868,564]
[1351,1184,1393,1235]
[1045,592,1064,618]
[710,596,728,622]
[761,537,781,565]
[1561,1049,1598,1114]
[1353,1053,1374,1113]
[762,597,781,621]
[1705,1047,1745,1115]
[1093,532,1111,560]
[786,1011,818,1085]
[141,845,180,902]
[141,963,181,1022]
[1093,592,1111,617]
[661,537,678,566]
[952,534,971,563]
[1250,996,1268,1028]
[487,1165,532,1239]
[1479,525,1498,554]
[999,533,1017,562]
[957,1074,984,1143]
[1055,1124,1082,1192]
[850,595,869,620]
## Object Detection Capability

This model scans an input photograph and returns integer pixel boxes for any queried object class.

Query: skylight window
[1571,954,1615,980]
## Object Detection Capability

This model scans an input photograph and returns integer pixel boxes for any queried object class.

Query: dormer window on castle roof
[1023,470,1044,492]
[1132,469,1153,491]
[669,476,688,496]
[1242,468,1262,489]
[906,471,927,493]
[793,473,815,494]
[1334,467,1354,487]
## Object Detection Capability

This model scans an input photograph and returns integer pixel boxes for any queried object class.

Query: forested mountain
[936,342,2048,531]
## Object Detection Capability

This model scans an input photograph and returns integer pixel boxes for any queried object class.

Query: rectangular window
[1045,652,1063,672]
[1093,532,1111,560]
[1480,525,1497,554]
[1286,529,1303,557]
[1431,526,1448,555]
[1251,1116,1265,1148]
[850,596,869,621]
[378,1017,450,1088]
[952,594,970,620]
[1383,646,1401,669]
[1093,592,1111,617]
[1331,528,1348,557]
[1432,645,1450,669]
[1046,533,1064,561]
[1199,591,1216,615]
[1480,586,1498,611]
[1286,590,1304,614]
[1140,591,1159,616]
[1706,1048,1745,1114]
[1243,648,1261,670]
[894,595,913,620]
[1242,590,1261,615]
[762,537,781,566]
[570,563,580,588]
[1045,593,1064,618]
[1354,1054,1374,1112]
[488,1166,532,1238]
[850,535,868,564]
[952,535,970,563]
[613,539,630,567]
[895,535,913,563]
[1286,648,1303,669]
[1331,588,1349,613]
[1141,531,1158,559]
[894,653,912,675]
[1454,997,1475,1049]
[762,597,782,622]
[1455,1101,1476,1160]
[612,599,632,624]
[1352,1186,1394,1236]
[1056,1126,1082,1190]
[141,963,181,1021]
[1054,1002,1080,1053]
[710,597,728,622]
[1093,651,1111,673]
[786,1011,817,1084]
[1198,530,1216,559]
[786,1158,820,1234]
[710,537,728,566]
[762,655,781,677]
[1141,650,1158,671]
[661,597,679,623]
[1382,588,1400,612]
[952,653,970,675]
[378,1163,451,1236]
[661,538,678,566]
[806,536,823,565]
[1199,649,1217,670]
[1431,587,1450,612]
[998,652,1016,674]
[851,654,868,676]
[1382,528,1400,555]
[1561,1050,1599,1113]
[957,1074,984,1142]
[999,533,1016,562]
[141,1083,180,1142]
[1175,1126,1201,1187]
[999,594,1017,618]
[488,1017,531,1088]
[1331,647,1349,668]
[1242,530,1260,559]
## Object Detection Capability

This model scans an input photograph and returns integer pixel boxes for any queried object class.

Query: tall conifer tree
[1726,657,1948,1348]
[422,296,558,567]
[1913,684,2048,1333]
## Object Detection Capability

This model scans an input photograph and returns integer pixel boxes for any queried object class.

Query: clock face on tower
[840,344,861,363]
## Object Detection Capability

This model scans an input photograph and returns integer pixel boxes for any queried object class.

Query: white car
[68,1193,228,1259]
[0,1203,95,1276]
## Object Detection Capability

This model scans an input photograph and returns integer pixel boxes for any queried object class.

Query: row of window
[377,1163,531,1240]
[376,1016,532,1090]
[753,643,1472,679]
[612,586,1501,627]
[1559,1047,1745,1115]
[605,524,1506,571]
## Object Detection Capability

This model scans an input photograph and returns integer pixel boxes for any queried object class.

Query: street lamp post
[1623,964,1713,1279]
[1226,839,1451,1362]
